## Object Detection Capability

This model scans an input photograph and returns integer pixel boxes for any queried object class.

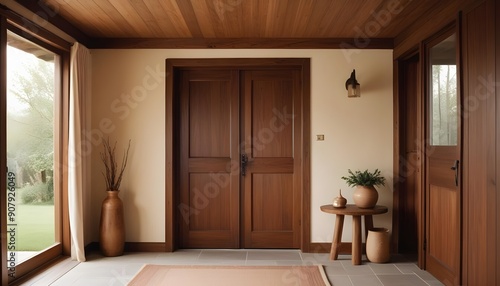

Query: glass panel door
[6,31,59,270]
[425,30,461,285]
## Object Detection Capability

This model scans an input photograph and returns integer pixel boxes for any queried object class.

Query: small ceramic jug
[333,189,347,208]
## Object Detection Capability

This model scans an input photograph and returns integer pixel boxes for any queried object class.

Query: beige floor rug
[128,264,331,286]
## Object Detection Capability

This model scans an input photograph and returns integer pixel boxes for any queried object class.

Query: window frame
[0,11,70,285]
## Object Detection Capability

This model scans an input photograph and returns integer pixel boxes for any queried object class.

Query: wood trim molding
[124,242,167,252]
[0,5,71,52]
[309,243,332,254]
[301,59,312,253]
[483,1,497,284]
[392,59,401,254]
[10,0,90,46]
[496,1,500,283]
[86,242,168,253]
[392,49,423,261]
[60,51,71,256]
[90,241,353,255]
[88,37,394,49]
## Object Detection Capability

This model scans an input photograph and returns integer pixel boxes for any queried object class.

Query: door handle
[241,153,248,176]
[451,160,459,187]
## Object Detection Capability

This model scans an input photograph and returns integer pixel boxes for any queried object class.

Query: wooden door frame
[393,49,425,268]
[165,58,311,252]
[393,21,459,271]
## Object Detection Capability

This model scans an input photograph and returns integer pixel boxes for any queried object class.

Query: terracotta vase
[366,227,390,263]
[353,185,378,208]
[99,190,125,256]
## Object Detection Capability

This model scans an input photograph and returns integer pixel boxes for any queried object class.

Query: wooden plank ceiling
[37,0,439,38]
[9,0,455,48]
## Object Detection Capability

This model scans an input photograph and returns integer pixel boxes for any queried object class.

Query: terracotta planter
[353,185,378,208]
[366,227,390,263]
[99,190,125,256]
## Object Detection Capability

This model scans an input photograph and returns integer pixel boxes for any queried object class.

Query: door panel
[250,78,294,158]
[462,2,496,284]
[242,70,301,248]
[178,67,302,249]
[425,30,461,285]
[179,69,240,248]
[428,184,458,269]
[248,174,294,247]
[189,78,231,158]
[188,173,231,231]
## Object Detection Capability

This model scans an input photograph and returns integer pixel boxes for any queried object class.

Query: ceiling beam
[15,0,90,46]
[88,37,393,49]
[0,5,70,51]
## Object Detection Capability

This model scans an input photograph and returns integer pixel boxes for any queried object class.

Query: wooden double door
[177,66,302,249]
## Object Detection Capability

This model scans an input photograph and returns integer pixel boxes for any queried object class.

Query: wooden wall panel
[394,0,498,284]
[497,0,500,283]
[461,1,496,285]
[394,0,484,58]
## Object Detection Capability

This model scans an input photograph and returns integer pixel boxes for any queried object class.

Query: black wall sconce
[345,69,360,97]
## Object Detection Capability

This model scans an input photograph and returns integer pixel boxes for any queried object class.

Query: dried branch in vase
[100,138,131,191]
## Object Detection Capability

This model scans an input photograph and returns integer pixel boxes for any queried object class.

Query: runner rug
[128,264,331,286]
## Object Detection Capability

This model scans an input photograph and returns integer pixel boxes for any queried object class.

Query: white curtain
[68,42,91,262]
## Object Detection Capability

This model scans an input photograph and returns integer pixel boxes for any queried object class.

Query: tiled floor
[20,250,444,285]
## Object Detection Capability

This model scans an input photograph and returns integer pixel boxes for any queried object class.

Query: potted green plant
[341,169,385,208]
[99,138,131,256]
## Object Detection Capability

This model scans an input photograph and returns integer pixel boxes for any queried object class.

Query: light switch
[317,134,324,141]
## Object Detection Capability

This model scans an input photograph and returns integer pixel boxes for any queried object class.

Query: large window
[6,31,58,264]
[2,23,68,283]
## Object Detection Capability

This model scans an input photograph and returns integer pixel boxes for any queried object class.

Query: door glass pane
[429,34,458,146]
[6,31,57,264]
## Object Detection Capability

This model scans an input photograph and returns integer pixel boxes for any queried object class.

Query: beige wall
[89,49,394,245]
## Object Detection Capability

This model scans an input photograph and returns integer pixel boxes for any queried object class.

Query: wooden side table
[320,204,388,265]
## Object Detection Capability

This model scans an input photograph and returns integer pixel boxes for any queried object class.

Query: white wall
[90,49,394,244]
